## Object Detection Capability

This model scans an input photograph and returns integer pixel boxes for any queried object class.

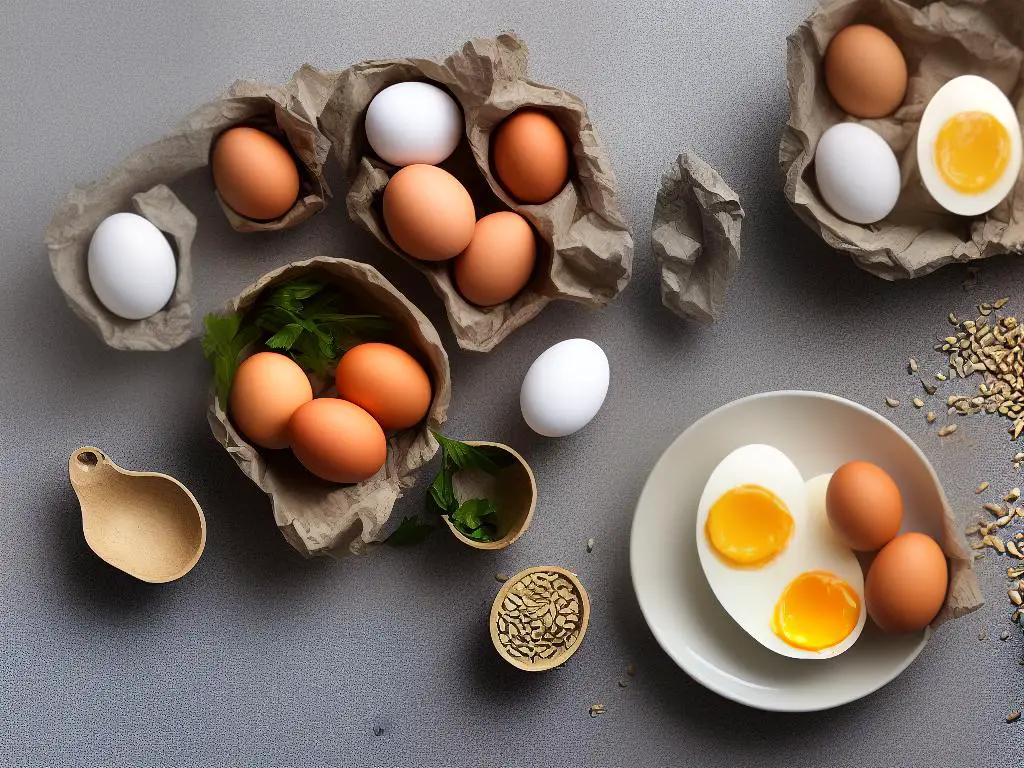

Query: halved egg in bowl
[696,446,866,660]
[917,75,1023,217]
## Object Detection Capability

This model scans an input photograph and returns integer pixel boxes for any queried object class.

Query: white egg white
[696,447,866,660]
[917,75,1023,216]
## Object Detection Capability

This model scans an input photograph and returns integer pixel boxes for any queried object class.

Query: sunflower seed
[589,704,606,717]
[885,397,900,407]
[927,412,937,423]
[908,358,919,373]
[1007,541,1022,558]
[1002,631,1011,641]
[586,538,594,554]
[966,524,981,534]
[994,297,1010,309]
[1008,488,1022,503]
[923,382,938,395]
[997,515,1014,527]
[977,482,991,494]
[1008,710,1021,724]
[938,424,957,436]
[936,373,948,381]
[1014,610,1021,623]
[1010,590,1023,606]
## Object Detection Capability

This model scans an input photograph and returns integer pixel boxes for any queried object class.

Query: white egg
[520,339,609,437]
[364,82,463,167]
[696,447,866,659]
[916,75,1023,216]
[87,213,176,320]
[814,122,901,224]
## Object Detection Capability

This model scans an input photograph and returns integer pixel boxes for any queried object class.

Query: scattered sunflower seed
[1009,541,1024,559]
[1008,567,1024,579]
[586,538,594,554]
[1014,453,1024,464]
[1013,609,1021,623]
[976,481,991,494]
[949,312,959,325]
[1008,710,1021,724]
[985,503,1005,516]
[938,424,957,436]
[908,358,919,374]
[997,514,1014,527]
[1010,590,1023,606]
[912,398,924,408]
[1002,630,1011,641]
[986,535,1007,553]
[589,704,606,718]
[927,411,937,423]
[885,397,900,407]
[923,382,938,395]
[994,297,1010,310]
[936,373,948,381]
[495,572,510,583]
[1007,488,1022,503]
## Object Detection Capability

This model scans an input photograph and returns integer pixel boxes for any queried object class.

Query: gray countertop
[2,1,1022,765]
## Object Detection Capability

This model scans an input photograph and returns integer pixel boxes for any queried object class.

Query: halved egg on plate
[917,75,1022,216]
[695,445,866,659]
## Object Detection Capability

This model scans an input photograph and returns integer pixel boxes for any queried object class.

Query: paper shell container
[44,67,337,352]
[45,184,197,351]
[320,34,634,352]
[780,0,1024,279]
[206,256,452,558]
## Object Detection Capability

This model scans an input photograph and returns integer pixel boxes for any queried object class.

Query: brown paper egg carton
[780,0,1024,279]
[206,256,452,558]
[320,34,634,352]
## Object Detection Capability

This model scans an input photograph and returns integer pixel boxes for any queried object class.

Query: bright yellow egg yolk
[935,111,1012,195]
[771,571,861,652]
[705,484,794,567]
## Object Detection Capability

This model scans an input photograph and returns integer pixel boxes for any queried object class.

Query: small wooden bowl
[489,566,590,672]
[443,441,536,550]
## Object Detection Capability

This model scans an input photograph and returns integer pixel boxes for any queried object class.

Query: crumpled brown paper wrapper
[44,66,337,351]
[320,34,633,352]
[780,0,1024,280]
[44,184,196,351]
[652,153,744,324]
[206,256,451,558]
[933,488,983,628]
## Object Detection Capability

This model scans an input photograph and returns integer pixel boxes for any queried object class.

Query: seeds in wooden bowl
[490,566,590,672]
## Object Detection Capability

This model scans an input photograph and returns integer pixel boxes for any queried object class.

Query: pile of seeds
[494,570,583,664]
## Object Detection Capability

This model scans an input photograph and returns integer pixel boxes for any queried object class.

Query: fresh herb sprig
[428,431,508,543]
[202,279,391,406]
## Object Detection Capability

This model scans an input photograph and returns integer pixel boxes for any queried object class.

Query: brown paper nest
[206,256,451,558]
[780,0,1024,279]
[320,34,634,352]
[44,65,336,350]
[652,153,744,324]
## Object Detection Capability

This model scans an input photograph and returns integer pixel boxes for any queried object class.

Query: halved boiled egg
[696,446,867,659]
[917,75,1022,216]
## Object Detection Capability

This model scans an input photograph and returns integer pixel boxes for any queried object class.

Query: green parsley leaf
[201,313,261,407]
[451,498,497,532]
[431,430,502,474]
[264,323,305,351]
[386,516,435,546]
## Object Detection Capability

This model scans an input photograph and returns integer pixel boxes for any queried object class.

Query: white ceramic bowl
[630,391,947,712]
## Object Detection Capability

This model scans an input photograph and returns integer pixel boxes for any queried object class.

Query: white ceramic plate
[630,391,948,712]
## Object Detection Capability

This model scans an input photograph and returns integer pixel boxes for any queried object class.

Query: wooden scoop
[69,447,206,583]
[444,441,536,550]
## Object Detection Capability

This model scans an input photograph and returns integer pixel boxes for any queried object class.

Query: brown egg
[383,164,475,261]
[288,398,386,484]
[865,532,948,633]
[335,343,432,431]
[229,352,312,449]
[826,461,903,551]
[492,109,570,204]
[211,127,301,221]
[824,25,908,119]
[453,212,537,306]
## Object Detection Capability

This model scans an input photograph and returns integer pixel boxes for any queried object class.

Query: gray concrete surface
[2,1,1022,765]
